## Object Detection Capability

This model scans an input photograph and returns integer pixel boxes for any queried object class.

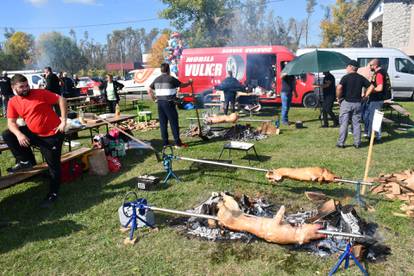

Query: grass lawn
[0,100,413,275]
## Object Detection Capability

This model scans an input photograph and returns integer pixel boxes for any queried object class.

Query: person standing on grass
[215,70,245,115]
[364,59,390,143]
[0,71,13,116]
[320,71,339,128]
[280,62,298,125]
[148,62,192,149]
[101,74,124,113]
[336,60,373,149]
[2,74,67,208]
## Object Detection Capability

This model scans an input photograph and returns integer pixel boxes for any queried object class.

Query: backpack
[372,69,392,100]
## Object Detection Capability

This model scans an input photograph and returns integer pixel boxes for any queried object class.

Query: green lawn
[0,101,413,275]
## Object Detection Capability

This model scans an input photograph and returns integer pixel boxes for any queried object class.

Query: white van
[296,48,414,100]
[118,68,163,93]
[5,70,45,89]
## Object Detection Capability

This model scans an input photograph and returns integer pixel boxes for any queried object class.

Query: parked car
[77,77,103,95]
[297,47,414,100]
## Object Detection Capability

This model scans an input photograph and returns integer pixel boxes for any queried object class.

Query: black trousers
[107,100,117,113]
[157,100,181,146]
[2,127,64,195]
[322,95,338,126]
[224,92,236,115]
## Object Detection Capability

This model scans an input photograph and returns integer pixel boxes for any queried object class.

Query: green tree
[4,31,35,68]
[160,0,240,47]
[36,32,86,73]
[320,0,352,47]
[320,0,379,47]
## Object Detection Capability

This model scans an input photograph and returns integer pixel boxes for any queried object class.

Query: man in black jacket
[61,72,75,97]
[0,71,13,116]
[215,71,245,115]
[44,67,61,95]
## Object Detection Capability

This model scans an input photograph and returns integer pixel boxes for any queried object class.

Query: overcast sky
[0,0,335,46]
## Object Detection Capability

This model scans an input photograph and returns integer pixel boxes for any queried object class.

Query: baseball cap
[347,60,359,68]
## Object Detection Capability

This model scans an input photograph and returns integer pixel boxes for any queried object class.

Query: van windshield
[358,58,389,71]
[125,72,134,81]
[395,58,414,74]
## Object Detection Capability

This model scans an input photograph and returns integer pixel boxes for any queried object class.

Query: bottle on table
[115,103,121,118]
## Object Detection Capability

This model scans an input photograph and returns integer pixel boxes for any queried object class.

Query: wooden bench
[0,147,94,190]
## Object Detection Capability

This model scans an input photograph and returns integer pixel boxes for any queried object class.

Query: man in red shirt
[2,74,67,207]
[364,59,390,143]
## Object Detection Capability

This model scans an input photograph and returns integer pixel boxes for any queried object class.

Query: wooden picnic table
[65,114,137,150]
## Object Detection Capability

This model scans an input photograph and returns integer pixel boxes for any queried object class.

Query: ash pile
[185,124,267,141]
[173,192,390,261]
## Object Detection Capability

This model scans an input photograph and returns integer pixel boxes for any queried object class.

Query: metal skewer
[176,156,373,185]
[317,230,370,240]
[178,156,269,172]
[148,206,218,221]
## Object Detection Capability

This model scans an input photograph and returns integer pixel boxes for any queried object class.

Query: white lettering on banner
[185,63,223,77]
[222,48,243,53]
[245,47,272,53]
[185,56,214,62]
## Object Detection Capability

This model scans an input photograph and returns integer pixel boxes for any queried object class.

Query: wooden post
[362,134,375,194]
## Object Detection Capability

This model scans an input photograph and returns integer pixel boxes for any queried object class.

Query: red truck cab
[178,45,317,107]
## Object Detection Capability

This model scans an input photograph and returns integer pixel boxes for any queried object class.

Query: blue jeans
[361,100,369,135]
[281,92,292,124]
[367,101,384,140]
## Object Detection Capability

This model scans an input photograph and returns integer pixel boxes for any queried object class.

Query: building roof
[363,0,381,20]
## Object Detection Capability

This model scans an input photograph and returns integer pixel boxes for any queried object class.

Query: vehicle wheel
[302,92,318,108]
[411,91,414,101]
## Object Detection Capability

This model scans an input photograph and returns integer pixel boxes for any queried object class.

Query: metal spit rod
[317,230,369,240]
[333,179,374,186]
[148,206,218,220]
[147,205,369,239]
[178,156,269,172]
[177,156,373,186]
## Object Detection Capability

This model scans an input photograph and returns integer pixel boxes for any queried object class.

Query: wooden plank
[382,117,395,125]
[392,183,401,195]
[0,147,94,190]
[389,104,411,116]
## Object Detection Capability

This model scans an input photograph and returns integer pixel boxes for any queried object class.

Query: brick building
[364,0,414,57]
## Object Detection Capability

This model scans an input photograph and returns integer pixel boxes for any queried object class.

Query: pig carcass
[217,194,325,244]
[266,167,338,183]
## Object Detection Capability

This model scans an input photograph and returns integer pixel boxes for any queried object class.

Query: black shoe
[7,161,33,174]
[321,125,329,128]
[332,123,339,128]
[40,193,58,208]
[354,144,361,149]
[375,139,382,144]
[336,144,345,148]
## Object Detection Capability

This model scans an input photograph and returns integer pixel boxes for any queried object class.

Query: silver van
[297,48,414,100]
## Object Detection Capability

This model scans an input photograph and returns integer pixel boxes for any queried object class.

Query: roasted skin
[217,194,325,244]
[205,113,239,125]
[266,167,338,183]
